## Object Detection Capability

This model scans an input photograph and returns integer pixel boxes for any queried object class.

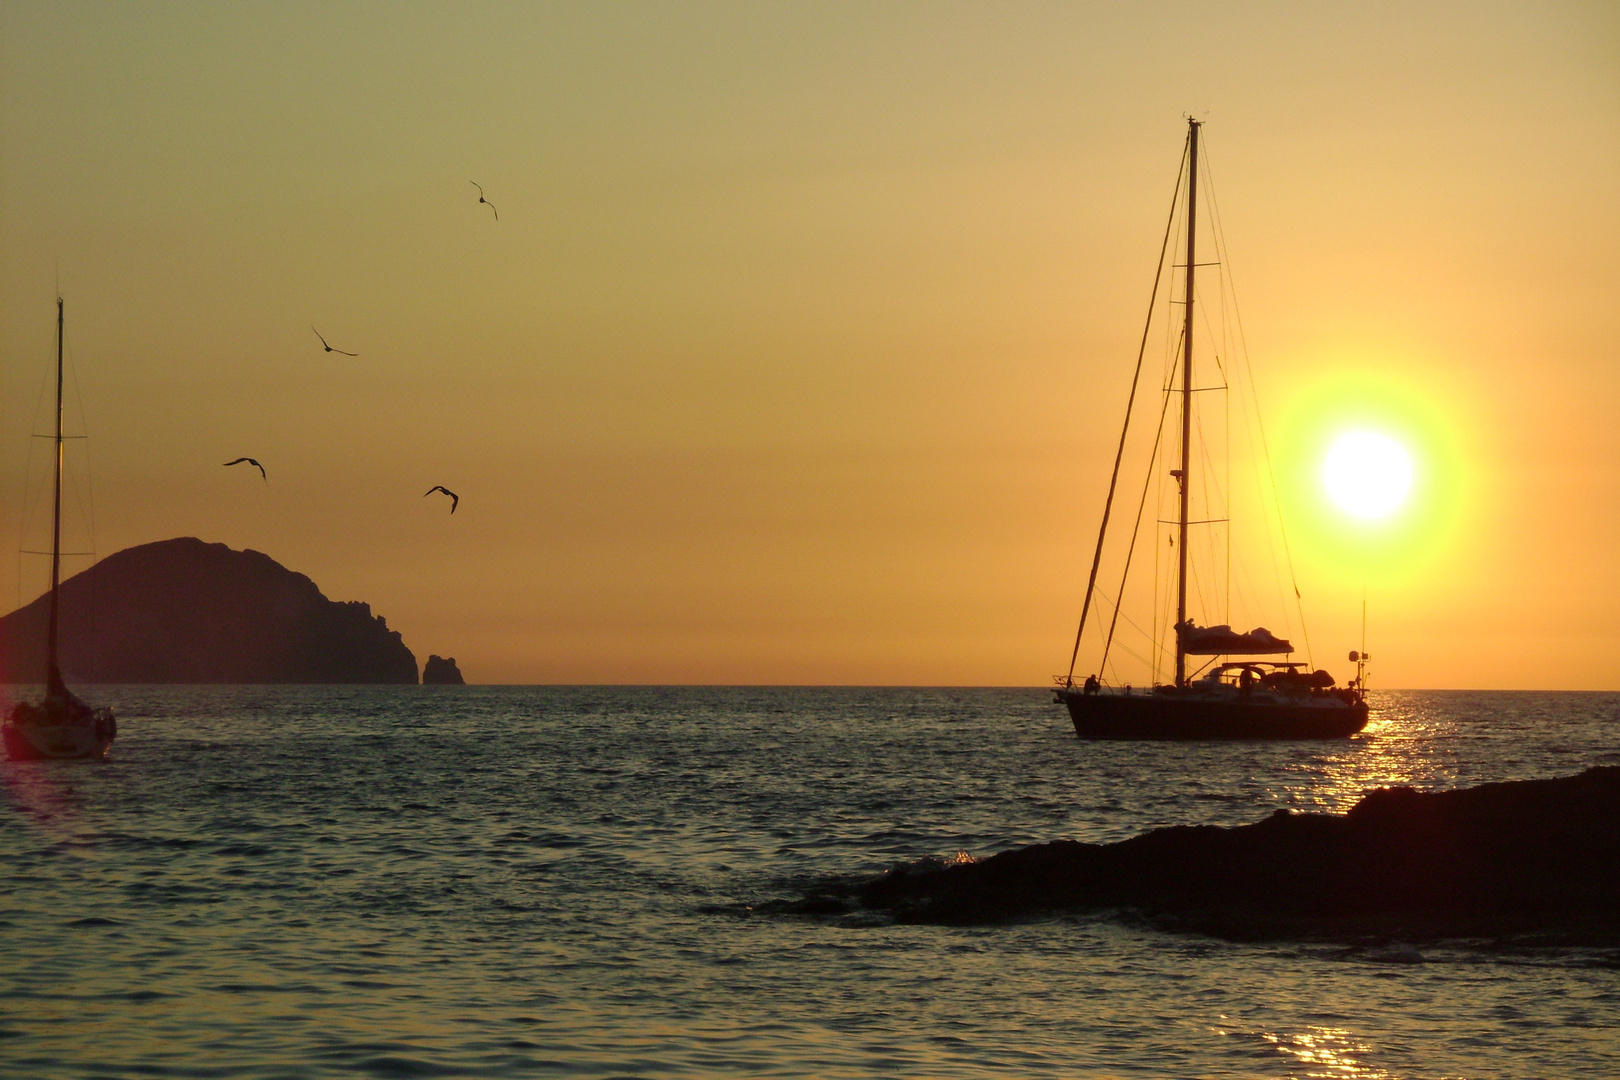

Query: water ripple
[2,687,1617,1078]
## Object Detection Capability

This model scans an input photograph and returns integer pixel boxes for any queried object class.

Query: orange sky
[1,3,1616,687]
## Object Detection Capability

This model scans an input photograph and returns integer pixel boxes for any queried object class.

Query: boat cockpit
[1183,661,1361,704]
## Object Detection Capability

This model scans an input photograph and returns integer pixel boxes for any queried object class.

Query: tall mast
[46,297,65,691]
[1174,119,1199,687]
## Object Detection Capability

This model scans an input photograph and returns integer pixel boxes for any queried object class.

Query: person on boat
[1083,674,1100,695]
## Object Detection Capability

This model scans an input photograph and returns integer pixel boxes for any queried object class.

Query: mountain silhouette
[0,537,418,684]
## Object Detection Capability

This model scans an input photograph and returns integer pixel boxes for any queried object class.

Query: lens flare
[1322,431,1413,520]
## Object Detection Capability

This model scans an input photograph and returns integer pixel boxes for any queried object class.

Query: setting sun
[1322,431,1414,520]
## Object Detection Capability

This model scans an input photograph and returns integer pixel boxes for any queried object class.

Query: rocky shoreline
[788,766,1620,943]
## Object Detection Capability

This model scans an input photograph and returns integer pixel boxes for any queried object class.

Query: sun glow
[1322,430,1414,520]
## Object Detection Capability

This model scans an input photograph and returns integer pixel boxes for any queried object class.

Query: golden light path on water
[1212,1018,1393,1079]
[1261,705,1474,817]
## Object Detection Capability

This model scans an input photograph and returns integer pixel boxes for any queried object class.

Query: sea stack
[0,537,418,684]
[422,655,465,685]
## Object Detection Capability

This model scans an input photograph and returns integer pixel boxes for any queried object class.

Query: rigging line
[1101,646,1156,687]
[1101,635,1155,677]
[1091,586,1162,652]
[1218,267,1236,630]
[1151,209,1186,682]
[1064,132,1188,685]
[18,312,62,610]
[1088,599,1158,675]
[1193,406,1228,514]
[66,335,98,571]
[1204,144,1314,668]
[1100,366,1176,681]
[1242,380,1295,644]
[1223,325,1290,641]
[1190,411,1216,623]
[1203,149,1308,614]
[1188,157,1231,630]
[1193,281,1229,388]
[1151,460,1163,679]
[1194,410,1227,617]
[1190,405,1226,539]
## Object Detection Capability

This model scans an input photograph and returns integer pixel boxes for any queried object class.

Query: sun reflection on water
[1250,691,1503,819]
[1215,1018,1392,1079]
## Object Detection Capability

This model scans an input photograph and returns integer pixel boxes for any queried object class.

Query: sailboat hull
[2,698,116,761]
[1057,688,1368,740]
[2,718,113,760]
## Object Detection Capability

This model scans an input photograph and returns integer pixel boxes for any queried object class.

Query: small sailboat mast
[1173,119,1199,688]
[1,297,116,760]
[45,297,67,699]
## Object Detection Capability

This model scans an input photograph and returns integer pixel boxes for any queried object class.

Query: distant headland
[0,537,436,684]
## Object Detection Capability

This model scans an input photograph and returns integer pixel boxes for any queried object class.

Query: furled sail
[1176,621,1293,655]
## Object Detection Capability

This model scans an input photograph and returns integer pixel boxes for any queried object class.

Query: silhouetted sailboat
[2,299,116,760]
[1053,120,1368,740]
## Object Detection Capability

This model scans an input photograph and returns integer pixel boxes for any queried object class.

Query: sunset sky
[1,2,1615,688]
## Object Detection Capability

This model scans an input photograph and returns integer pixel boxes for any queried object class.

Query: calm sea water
[3,687,1618,1079]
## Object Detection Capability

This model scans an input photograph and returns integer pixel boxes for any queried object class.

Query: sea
[2,687,1618,1080]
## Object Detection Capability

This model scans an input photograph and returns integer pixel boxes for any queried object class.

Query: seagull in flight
[470,181,498,221]
[224,457,267,483]
[424,485,459,513]
[312,326,358,356]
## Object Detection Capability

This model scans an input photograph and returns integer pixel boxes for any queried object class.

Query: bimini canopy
[1177,621,1293,655]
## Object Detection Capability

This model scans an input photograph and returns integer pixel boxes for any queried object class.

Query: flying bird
[424,485,459,514]
[224,457,267,482]
[470,181,498,221]
[312,326,358,356]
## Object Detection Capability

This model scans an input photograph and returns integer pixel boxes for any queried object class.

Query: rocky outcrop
[797,767,1620,942]
[0,537,418,684]
[421,655,465,685]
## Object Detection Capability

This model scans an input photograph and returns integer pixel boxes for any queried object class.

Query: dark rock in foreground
[422,655,465,685]
[0,537,418,684]
[827,767,1620,941]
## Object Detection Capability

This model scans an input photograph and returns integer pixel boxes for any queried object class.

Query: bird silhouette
[424,485,459,513]
[312,326,359,356]
[470,181,498,221]
[224,457,267,482]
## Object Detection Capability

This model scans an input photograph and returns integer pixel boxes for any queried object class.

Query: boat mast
[45,297,65,693]
[1174,119,1199,688]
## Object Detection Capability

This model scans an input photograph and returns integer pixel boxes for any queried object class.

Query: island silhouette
[0,537,422,684]
[422,655,465,684]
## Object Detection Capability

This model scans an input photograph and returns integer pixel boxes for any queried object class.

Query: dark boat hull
[2,695,116,761]
[2,718,113,760]
[1057,689,1368,740]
